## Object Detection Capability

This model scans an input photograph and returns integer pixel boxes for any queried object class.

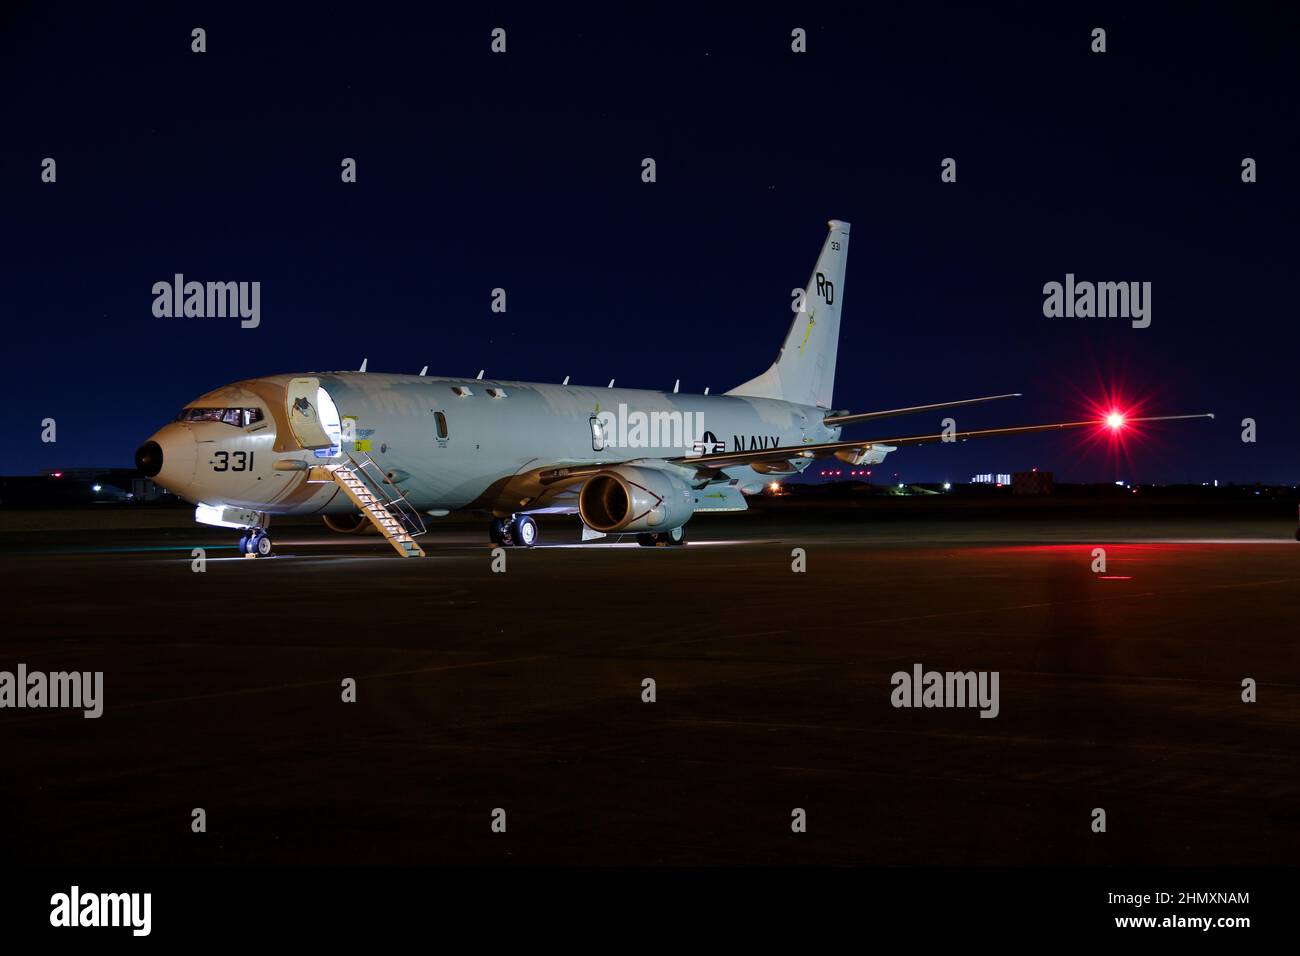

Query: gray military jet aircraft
[136,220,1211,556]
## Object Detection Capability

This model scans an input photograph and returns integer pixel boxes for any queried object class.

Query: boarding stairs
[329,453,427,557]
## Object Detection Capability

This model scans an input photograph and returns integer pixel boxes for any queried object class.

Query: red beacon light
[1105,411,1126,430]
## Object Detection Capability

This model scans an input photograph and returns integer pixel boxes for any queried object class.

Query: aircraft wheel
[489,518,508,545]
[665,526,687,546]
[513,514,539,548]
[249,531,273,557]
[238,533,249,554]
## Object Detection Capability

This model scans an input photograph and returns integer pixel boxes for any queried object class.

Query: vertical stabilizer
[726,220,850,409]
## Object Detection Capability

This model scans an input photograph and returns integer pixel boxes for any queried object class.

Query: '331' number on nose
[212,451,253,472]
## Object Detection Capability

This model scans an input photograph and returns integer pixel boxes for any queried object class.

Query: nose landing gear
[239,529,273,557]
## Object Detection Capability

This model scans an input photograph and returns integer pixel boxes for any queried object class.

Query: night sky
[2,3,1295,483]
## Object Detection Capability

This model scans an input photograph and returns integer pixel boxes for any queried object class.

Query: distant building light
[92,484,102,493]
[942,482,952,490]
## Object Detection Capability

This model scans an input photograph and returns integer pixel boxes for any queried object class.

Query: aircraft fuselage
[139,372,840,518]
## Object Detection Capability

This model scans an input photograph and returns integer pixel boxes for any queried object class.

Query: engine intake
[578,466,695,534]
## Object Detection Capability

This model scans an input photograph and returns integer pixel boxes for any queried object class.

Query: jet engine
[578,466,695,534]
[322,513,376,534]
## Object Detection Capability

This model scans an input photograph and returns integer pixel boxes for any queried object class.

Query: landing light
[1106,412,1126,430]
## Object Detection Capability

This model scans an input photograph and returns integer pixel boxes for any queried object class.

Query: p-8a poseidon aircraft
[135,220,1212,556]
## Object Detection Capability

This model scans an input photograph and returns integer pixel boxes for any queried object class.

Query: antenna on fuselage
[562,375,570,385]
[704,386,710,395]
[476,370,485,380]
[673,379,680,393]
[419,366,428,376]
[359,358,368,372]
[608,379,615,388]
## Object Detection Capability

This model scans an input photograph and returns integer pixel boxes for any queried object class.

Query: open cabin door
[285,377,341,452]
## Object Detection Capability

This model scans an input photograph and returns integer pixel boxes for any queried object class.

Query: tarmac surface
[2,506,1298,865]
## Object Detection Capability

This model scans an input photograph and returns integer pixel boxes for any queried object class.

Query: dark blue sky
[2,3,1295,483]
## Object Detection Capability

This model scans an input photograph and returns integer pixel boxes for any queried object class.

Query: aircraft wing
[822,392,1021,427]
[668,413,1216,472]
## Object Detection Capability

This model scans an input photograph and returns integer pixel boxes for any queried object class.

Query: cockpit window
[176,407,265,427]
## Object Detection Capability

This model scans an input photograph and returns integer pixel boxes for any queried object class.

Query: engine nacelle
[834,442,897,466]
[322,513,375,534]
[578,466,695,534]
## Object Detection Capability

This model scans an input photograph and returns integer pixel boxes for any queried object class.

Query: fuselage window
[243,408,264,426]
[435,411,449,440]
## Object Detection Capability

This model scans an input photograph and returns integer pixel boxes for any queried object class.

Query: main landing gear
[637,526,686,547]
[238,529,273,557]
[489,514,540,548]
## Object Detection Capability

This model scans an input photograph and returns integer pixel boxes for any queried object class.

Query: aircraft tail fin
[726,219,850,409]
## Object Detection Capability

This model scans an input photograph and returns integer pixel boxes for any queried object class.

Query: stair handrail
[339,452,428,538]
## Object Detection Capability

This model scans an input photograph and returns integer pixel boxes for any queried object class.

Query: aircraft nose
[137,424,198,494]
[135,440,163,477]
